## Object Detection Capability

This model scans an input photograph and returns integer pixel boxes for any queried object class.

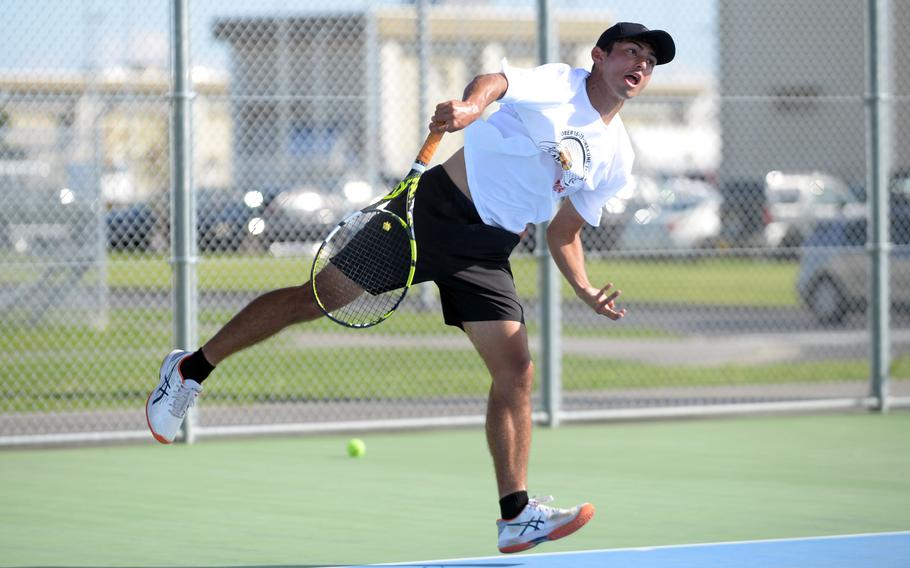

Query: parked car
[106,201,158,252]
[583,175,660,252]
[796,209,910,325]
[615,177,723,251]
[892,169,910,205]
[261,179,375,251]
[763,171,865,249]
[106,189,271,253]
[4,186,96,257]
[516,175,661,254]
[196,189,270,252]
[718,178,768,248]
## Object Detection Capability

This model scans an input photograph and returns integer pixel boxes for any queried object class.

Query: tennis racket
[310,129,444,328]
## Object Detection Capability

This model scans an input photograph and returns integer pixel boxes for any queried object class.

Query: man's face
[594,39,657,99]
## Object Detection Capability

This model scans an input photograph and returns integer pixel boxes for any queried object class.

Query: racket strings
[312,210,413,327]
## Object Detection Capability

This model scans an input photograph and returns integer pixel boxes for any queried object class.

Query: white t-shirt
[463,59,635,234]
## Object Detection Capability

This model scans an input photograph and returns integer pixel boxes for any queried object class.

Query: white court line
[336,530,910,567]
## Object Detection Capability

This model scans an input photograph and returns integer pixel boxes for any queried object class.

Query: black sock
[499,490,529,520]
[179,349,215,384]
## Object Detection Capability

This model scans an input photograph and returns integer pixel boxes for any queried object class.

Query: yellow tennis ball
[347,438,366,458]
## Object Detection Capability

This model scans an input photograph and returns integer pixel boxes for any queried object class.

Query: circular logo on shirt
[540,129,591,194]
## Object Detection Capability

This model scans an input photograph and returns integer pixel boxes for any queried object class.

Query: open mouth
[624,74,641,87]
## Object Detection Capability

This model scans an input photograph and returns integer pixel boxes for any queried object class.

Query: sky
[0,0,716,79]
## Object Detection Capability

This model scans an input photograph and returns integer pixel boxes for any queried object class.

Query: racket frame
[311,130,443,328]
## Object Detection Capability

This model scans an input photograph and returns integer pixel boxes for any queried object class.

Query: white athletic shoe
[145,349,202,444]
[496,496,595,554]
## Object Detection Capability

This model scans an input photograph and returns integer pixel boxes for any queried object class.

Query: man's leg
[463,320,595,554]
[204,263,363,365]
[463,320,534,500]
[146,264,363,443]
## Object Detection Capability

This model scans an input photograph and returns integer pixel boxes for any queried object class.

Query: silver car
[764,171,865,249]
[796,215,910,325]
[616,177,723,252]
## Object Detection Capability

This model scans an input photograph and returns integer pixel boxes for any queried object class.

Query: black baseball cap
[596,22,675,65]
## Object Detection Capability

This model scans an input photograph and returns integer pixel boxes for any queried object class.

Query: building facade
[718,0,907,189]
[213,5,715,199]
[0,68,231,205]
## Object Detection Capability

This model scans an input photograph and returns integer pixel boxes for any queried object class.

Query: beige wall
[719,0,906,187]
[0,70,231,202]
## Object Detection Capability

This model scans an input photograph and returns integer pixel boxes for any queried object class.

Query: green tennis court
[2,412,908,567]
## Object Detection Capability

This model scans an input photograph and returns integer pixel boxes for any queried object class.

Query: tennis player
[147,22,674,554]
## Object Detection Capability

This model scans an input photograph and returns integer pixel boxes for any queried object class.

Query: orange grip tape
[416,128,445,167]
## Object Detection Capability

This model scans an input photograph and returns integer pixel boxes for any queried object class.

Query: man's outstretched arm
[431,72,508,133]
[547,200,626,320]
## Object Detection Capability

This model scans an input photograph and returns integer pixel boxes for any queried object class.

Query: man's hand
[430,72,507,133]
[431,100,482,133]
[577,282,626,320]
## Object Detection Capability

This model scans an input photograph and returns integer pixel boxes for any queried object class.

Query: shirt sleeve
[499,58,578,109]
[569,174,628,227]
[569,132,636,227]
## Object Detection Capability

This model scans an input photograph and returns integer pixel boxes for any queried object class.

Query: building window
[771,85,821,114]
[238,102,279,156]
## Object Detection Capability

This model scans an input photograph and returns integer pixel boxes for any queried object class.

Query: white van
[763,171,864,248]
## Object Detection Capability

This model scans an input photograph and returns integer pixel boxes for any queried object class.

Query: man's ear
[591,46,606,66]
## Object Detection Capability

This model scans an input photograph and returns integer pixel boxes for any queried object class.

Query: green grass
[3,311,907,412]
[1,414,908,566]
[95,253,800,307]
[0,306,673,413]
[169,350,906,407]
[101,253,305,291]
[577,256,799,307]
[0,253,891,413]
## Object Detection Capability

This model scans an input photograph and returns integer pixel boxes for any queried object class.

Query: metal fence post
[170,0,199,441]
[417,0,430,164]
[365,9,380,206]
[867,0,892,413]
[536,0,561,427]
[416,0,436,310]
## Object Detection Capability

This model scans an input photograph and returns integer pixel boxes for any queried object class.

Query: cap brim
[628,29,675,65]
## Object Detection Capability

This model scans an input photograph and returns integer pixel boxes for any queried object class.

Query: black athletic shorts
[379,165,524,329]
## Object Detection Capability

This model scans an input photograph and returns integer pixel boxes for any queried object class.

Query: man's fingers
[432,100,482,133]
[602,289,621,305]
[593,282,624,319]
[597,281,620,295]
[596,283,621,305]
[429,118,459,133]
[604,306,627,320]
[431,102,455,127]
[600,301,626,320]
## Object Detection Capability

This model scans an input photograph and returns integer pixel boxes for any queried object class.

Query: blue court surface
[344,531,910,568]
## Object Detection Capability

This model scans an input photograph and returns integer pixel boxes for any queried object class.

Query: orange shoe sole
[145,390,172,445]
[499,503,595,554]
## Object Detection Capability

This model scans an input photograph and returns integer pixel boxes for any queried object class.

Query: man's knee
[491,358,534,394]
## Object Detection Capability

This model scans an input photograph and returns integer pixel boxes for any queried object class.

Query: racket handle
[415,129,444,169]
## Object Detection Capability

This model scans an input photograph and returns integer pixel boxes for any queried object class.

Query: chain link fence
[1,0,907,445]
